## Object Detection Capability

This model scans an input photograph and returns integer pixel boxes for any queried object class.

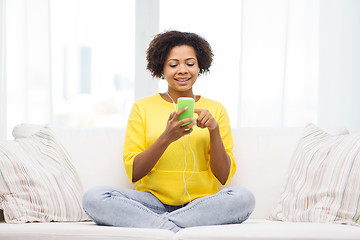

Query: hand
[194,109,218,131]
[162,107,196,143]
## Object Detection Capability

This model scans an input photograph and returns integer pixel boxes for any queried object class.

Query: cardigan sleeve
[213,104,236,186]
[123,102,146,183]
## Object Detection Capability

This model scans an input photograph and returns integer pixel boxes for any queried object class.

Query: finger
[194,108,202,114]
[183,128,193,136]
[174,107,188,119]
[198,116,209,128]
[168,110,176,120]
[179,117,194,126]
[181,120,196,129]
[197,109,208,121]
[197,121,206,128]
[204,117,212,128]
[196,118,203,128]
[194,108,201,115]
[196,114,206,128]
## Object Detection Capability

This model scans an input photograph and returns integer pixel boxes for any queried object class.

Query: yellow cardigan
[123,93,236,206]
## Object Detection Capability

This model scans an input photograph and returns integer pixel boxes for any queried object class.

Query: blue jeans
[82,186,255,232]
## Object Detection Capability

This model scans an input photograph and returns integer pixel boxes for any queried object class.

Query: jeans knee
[227,186,255,214]
[82,186,109,213]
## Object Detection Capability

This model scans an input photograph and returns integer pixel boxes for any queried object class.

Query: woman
[82,30,255,232]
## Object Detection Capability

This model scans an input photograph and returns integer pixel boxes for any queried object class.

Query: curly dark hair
[146,30,213,79]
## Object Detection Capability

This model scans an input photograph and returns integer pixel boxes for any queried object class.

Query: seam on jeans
[110,194,165,218]
[142,202,165,212]
[83,208,96,222]
[229,211,251,224]
[109,190,166,213]
[169,190,230,217]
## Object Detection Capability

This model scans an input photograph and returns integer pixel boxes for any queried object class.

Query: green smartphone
[177,97,195,128]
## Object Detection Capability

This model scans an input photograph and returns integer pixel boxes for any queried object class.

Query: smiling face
[163,45,199,97]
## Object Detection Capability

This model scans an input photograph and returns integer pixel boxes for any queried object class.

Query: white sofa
[0,123,360,240]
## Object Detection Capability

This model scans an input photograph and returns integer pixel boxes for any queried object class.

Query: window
[159,0,243,127]
[159,0,318,128]
[2,0,321,140]
[50,0,135,128]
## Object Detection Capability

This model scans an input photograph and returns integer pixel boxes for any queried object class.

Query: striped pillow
[271,123,360,225]
[0,126,89,223]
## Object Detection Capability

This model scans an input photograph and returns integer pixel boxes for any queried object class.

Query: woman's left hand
[194,109,219,132]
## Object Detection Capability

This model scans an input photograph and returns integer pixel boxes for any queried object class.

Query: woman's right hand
[161,107,196,143]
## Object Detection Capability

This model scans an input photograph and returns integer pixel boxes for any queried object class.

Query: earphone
[166,92,196,206]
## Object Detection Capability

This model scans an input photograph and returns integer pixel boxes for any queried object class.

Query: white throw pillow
[0,126,89,223]
[271,123,360,225]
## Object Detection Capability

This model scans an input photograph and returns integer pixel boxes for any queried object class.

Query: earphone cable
[165,92,196,206]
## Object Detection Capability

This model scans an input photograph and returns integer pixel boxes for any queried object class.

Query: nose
[178,63,188,74]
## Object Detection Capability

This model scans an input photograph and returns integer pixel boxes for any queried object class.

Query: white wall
[318,0,360,133]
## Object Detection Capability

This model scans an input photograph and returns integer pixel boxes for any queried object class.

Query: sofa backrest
[12,124,304,219]
[228,128,303,219]
[13,124,132,191]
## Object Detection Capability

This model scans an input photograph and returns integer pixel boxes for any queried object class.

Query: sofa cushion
[0,126,89,223]
[1,219,359,240]
[271,123,360,225]
[174,219,360,240]
[0,221,174,240]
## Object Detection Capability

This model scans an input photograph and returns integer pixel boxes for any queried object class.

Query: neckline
[157,93,202,105]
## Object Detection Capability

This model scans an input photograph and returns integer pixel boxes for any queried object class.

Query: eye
[187,63,195,67]
[169,64,177,68]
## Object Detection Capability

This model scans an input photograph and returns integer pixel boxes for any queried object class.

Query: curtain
[318,0,360,133]
[159,0,319,128]
[238,0,319,128]
[2,0,51,139]
[1,0,359,141]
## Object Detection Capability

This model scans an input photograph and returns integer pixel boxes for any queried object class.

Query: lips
[175,77,190,81]
[175,77,191,82]
[174,77,191,86]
